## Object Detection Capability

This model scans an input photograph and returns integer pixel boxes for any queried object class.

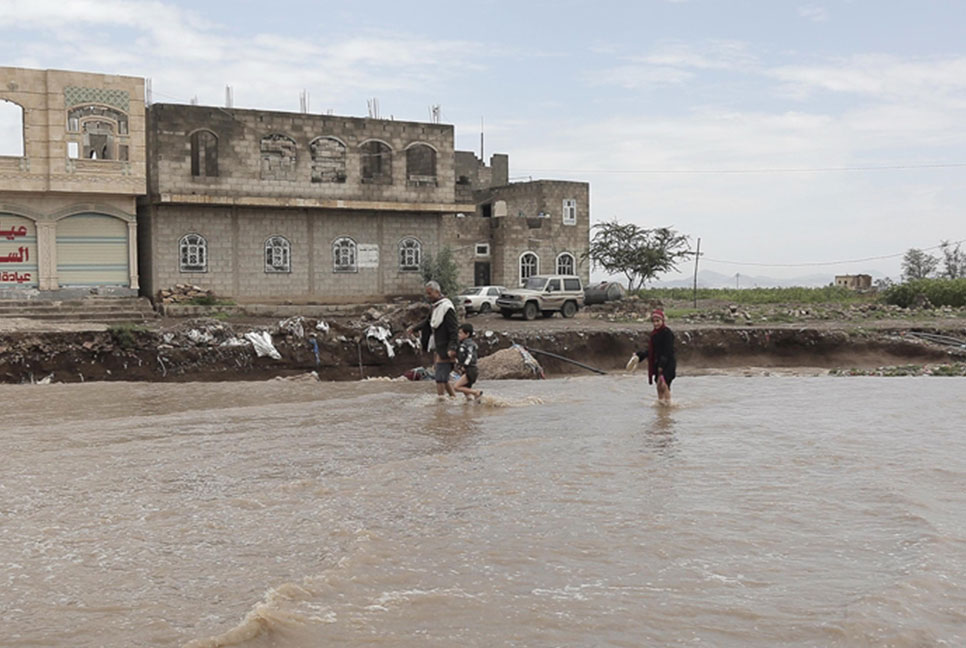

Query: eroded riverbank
[0,310,963,383]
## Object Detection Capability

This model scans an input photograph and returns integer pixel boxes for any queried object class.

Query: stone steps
[0,297,159,323]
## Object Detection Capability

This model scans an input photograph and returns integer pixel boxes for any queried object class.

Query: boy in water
[626,309,676,404]
[453,323,483,401]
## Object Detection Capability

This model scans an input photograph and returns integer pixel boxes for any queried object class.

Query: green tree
[901,248,939,281]
[939,240,966,279]
[584,220,692,291]
[420,246,460,297]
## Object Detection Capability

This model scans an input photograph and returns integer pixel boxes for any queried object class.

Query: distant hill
[650,269,888,289]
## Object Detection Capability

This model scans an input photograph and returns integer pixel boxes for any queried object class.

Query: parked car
[495,275,584,320]
[460,285,506,314]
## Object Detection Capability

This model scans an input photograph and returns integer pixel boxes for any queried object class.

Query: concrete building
[0,67,145,297]
[834,274,872,290]
[138,103,589,303]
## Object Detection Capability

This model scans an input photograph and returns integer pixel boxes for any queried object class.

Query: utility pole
[692,237,701,308]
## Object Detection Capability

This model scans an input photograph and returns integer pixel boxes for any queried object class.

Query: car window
[564,278,581,291]
[487,288,501,296]
[547,279,561,292]
[524,276,548,290]
[461,288,481,295]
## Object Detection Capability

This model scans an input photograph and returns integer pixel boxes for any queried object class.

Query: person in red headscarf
[626,309,676,404]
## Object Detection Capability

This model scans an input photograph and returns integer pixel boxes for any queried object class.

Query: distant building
[0,67,145,296]
[834,274,872,290]
[138,104,589,302]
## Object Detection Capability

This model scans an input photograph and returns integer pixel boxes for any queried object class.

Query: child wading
[627,309,676,404]
[453,323,483,401]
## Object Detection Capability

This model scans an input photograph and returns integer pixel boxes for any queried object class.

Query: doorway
[474,261,490,286]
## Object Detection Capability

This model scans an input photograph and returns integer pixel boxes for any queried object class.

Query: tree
[939,240,966,279]
[420,246,460,297]
[584,220,691,292]
[901,248,939,281]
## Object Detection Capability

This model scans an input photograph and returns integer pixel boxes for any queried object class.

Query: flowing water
[2,375,965,647]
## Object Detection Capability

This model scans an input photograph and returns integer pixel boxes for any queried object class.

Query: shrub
[882,278,966,308]
[638,286,869,305]
[108,323,147,349]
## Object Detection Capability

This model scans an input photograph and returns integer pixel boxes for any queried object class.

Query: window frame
[264,235,292,274]
[562,198,577,225]
[332,236,358,273]
[398,237,422,272]
[179,233,208,273]
[556,252,576,276]
[519,251,539,285]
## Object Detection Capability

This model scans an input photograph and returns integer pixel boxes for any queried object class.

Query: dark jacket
[636,327,676,384]
[416,305,459,357]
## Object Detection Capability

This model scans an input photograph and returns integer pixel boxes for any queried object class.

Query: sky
[1,0,965,284]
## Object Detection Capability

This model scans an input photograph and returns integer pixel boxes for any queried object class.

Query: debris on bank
[829,362,966,377]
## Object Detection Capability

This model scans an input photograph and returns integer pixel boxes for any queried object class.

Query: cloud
[797,5,829,22]
[589,40,758,88]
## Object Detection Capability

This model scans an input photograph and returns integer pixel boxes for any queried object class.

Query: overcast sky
[2,0,965,282]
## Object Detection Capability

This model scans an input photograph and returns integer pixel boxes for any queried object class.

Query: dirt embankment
[0,305,962,384]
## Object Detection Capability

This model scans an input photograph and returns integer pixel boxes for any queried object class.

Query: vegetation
[187,296,235,306]
[420,246,460,298]
[637,285,872,305]
[108,323,149,349]
[585,221,692,291]
[882,278,966,308]
[901,248,939,281]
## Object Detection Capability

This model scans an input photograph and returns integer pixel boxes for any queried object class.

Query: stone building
[138,103,589,303]
[834,274,872,290]
[0,67,145,296]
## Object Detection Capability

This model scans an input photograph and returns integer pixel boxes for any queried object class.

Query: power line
[701,238,966,268]
[518,162,966,175]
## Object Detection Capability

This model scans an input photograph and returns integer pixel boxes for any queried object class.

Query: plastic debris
[244,331,282,359]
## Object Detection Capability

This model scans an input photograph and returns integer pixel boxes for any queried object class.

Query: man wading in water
[409,280,459,399]
[626,309,676,405]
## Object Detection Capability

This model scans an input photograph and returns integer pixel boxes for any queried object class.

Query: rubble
[156,284,217,304]
[478,345,544,380]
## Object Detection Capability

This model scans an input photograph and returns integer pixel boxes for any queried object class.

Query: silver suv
[495,275,584,320]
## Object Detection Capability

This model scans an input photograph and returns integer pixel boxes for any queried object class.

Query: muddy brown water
[2,376,965,647]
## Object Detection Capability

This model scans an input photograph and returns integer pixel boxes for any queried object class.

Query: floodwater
[2,375,965,648]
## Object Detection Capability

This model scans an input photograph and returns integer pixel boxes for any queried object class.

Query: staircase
[0,296,160,323]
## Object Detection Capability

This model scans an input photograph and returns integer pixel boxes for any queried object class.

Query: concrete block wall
[147,104,457,205]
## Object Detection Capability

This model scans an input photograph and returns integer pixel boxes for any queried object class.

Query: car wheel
[562,301,577,318]
[523,302,538,321]
[479,302,491,314]
[501,309,514,318]
[541,310,554,318]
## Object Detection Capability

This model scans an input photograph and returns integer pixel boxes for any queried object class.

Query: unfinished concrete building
[0,67,145,297]
[139,103,589,302]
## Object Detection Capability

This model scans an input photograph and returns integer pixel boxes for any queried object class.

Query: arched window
[406,143,437,186]
[399,238,421,272]
[264,235,291,273]
[82,119,116,160]
[179,233,207,272]
[260,134,297,180]
[191,130,218,177]
[310,136,346,183]
[66,104,130,161]
[333,236,357,272]
[0,99,24,157]
[556,252,576,275]
[519,252,539,285]
[360,140,392,184]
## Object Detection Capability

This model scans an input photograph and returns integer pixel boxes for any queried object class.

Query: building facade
[834,274,872,290]
[139,103,589,302]
[0,67,145,297]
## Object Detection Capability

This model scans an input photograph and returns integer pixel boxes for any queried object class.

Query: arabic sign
[358,244,379,269]
[0,216,38,286]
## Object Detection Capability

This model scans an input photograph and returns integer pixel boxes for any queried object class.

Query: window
[179,234,207,272]
[333,237,357,272]
[264,236,291,273]
[82,119,115,159]
[487,287,502,297]
[360,140,392,184]
[310,136,346,183]
[519,252,538,285]
[563,199,577,225]
[260,134,297,180]
[406,143,437,186]
[0,99,24,156]
[547,279,561,292]
[191,130,218,177]
[398,238,421,271]
[67,142,80,159]
[564,278,582,291]
[475,243,490,257]
[481,203,492,218]
[556,252,576,275]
